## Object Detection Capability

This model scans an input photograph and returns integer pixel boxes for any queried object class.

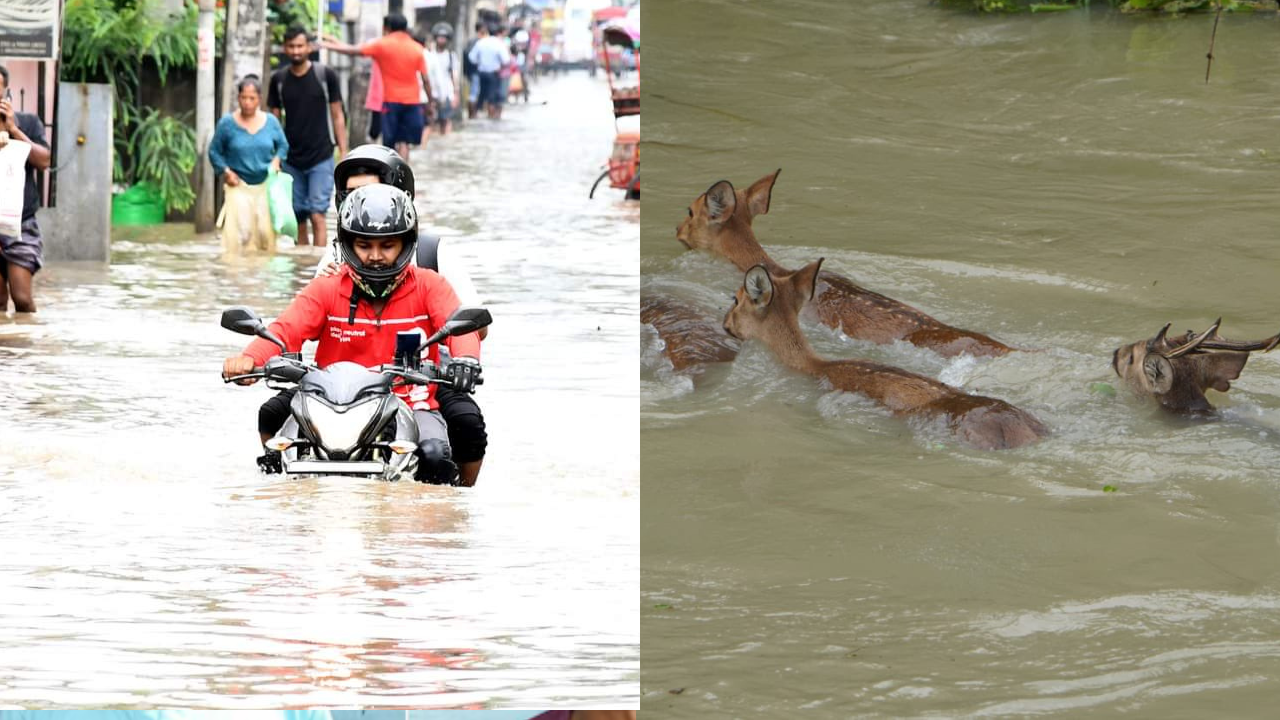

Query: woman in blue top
[208,75,288,255]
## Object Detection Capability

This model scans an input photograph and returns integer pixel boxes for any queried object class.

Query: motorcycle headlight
[303,396,381,453]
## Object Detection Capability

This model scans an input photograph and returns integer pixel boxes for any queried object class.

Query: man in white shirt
[425,22,461,136]
[467,23,511,119]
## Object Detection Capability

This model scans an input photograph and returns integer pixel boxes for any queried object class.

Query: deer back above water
[678,170,1015,358]
[641,292,741,373]
[722,260,1047,451]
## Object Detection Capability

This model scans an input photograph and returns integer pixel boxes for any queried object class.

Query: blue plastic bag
[266,168,298,240]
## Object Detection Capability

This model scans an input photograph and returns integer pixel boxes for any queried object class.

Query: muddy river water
[0,73,637,708]
[643,2,1280,716]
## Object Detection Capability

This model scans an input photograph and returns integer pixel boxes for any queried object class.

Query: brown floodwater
[643,2,1280,716]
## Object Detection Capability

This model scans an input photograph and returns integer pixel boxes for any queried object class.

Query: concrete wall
[36,81,112,262]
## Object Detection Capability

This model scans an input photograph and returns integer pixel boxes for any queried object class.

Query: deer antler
[1166,318,1222,359]
[1197,330,1280,353]
[1147,323,1173,351]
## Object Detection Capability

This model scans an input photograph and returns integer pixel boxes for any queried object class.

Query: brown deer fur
[723,260,1047,450]
[641,292,741,372]
[677,170,1014,358]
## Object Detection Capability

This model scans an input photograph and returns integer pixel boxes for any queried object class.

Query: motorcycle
[221,305,492,482]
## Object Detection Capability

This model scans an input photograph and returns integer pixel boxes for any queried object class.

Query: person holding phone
[0,64,51,313]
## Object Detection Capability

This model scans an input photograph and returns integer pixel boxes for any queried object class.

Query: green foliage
[267,0,342,46]
[130,108,198,213]
[61,0,203,210]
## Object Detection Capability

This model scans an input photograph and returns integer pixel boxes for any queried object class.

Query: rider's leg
[436,386,487,487]
[412,409,458,484]
[256,387,297,472]
[258,387,296,443]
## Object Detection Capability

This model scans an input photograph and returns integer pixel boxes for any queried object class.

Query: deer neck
[719,222,785,275]
[760,312,824,375]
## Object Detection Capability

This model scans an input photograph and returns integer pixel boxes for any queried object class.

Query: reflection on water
[643,1,1280,716]
[0,74,636,708]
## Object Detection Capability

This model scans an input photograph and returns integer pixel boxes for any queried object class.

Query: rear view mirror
[221,306,264,336]
[422,307,493,348]
[443,307,493,337]
[221,305,286,352]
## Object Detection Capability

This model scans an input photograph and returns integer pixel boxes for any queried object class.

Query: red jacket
[243,266,481,411]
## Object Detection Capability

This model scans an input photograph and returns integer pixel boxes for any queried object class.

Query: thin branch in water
[1205,1,1223,84]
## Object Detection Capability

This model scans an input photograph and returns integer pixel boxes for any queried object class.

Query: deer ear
[744,169,781,219]
[1143,353,1174,395]
[1202,352,1249,393]
[792,257,824,303]
[705,180,737,223]
[743,264,774,307]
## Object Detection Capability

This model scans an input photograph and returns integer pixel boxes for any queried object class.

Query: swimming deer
[1112,320,1280,415]
[677,170,1015,358]
[642,292,741,372]
[723,260,1047,450]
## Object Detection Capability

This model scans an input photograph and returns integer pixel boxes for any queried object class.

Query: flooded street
[0,72,637,708]
[644,1,1280,716]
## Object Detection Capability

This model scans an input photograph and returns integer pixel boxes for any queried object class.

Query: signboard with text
[0,0,60,60]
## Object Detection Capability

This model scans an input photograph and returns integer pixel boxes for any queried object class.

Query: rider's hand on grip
[222,354,259,385]
[446,357,482,393]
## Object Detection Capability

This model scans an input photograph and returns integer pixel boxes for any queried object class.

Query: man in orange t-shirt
[324,13,434,162]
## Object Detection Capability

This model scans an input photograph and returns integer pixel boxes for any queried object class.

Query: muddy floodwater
[643,1,1280,716]
[0,73,637,708]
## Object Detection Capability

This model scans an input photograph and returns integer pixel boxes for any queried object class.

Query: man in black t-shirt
[0,65,50,314]
[267,25,349,248]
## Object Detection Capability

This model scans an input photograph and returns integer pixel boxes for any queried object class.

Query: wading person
[322,14,434,162]
[268,25,348,248]
[223,183,482,485]
[256,145,491,487]
[208,76,288,255]
[0,65,51,313]
[424,23,460,137]
[468,23,511,120]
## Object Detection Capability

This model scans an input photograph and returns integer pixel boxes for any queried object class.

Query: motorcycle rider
[223,183,481,484]
[297,144,490,487]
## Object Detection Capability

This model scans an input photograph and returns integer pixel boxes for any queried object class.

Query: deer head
[1112,319,1280,414]
[676,170,781,263]
[723,259,823,346]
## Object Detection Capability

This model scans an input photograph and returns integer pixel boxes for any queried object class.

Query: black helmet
[336,184,418,299]
[432,22,453,38]
[334,144,415,208]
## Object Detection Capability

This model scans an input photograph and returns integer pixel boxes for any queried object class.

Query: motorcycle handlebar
[380,364,484,390]
[223,357,316,385]
[222,368,265,384]
[224,362,483,389]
